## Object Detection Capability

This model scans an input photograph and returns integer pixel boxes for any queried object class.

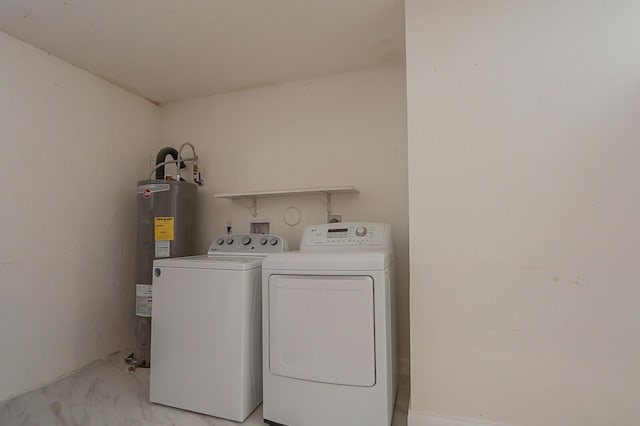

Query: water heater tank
[134,179,197,366]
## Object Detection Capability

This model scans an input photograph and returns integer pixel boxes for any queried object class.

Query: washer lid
[262,250,393,271]
[153,254,264,270]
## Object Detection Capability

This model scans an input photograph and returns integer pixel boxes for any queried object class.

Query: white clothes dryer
[262,223,396,426]
[150,234,288,422]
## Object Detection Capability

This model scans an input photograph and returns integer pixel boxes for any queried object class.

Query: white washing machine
[262,222,396,426]
[149,233,288,422]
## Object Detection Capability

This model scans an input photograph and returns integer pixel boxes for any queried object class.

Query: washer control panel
[301,222,391,248]
[208,234,288,254]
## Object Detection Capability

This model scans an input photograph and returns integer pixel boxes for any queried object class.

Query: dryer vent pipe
[155,147,185,179]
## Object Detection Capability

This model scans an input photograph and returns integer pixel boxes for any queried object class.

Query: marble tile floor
[0,351,409,426]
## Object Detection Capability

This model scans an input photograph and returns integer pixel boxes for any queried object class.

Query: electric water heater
[133,145,202,367]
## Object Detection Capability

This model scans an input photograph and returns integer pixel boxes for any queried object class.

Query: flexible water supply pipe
[177,142,198,182]
[177,142,202,185]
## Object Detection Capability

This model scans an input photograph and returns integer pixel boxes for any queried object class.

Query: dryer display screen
[327,228,348,238]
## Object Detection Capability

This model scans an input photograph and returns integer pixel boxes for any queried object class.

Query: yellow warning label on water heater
[154,217,175,241]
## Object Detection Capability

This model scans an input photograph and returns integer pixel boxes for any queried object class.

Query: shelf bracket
[241,197,258,218]
[321,192,332,215]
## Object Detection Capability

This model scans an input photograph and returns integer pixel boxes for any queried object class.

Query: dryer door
[268,274,375,387]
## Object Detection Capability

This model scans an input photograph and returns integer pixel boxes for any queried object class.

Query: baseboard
[399,357,410,376]
[408,410,510,426]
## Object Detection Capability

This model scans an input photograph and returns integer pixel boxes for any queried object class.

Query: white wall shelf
[214,185,359,200]
[214,185,359,217]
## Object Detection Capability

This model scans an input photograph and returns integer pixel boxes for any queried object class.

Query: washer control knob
[260,237,268,245]
[242,236,252,245]
[225,238,234,245]
[216,238,225,245]
[355,227,367,237]
[269,238,278,246]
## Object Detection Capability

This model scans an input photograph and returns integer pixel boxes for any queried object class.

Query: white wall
[160,65,410,368]
[406,1,640,425]
[0,31,159,402]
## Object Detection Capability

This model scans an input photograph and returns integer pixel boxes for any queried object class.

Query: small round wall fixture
[283,206,302,226]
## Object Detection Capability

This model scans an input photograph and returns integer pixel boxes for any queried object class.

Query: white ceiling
[0,0,405,105]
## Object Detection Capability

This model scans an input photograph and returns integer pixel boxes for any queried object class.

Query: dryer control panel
[301,222,392,250]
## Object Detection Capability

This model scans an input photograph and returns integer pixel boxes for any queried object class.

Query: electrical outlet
[327,215,342,223]
[250,222,270,234]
